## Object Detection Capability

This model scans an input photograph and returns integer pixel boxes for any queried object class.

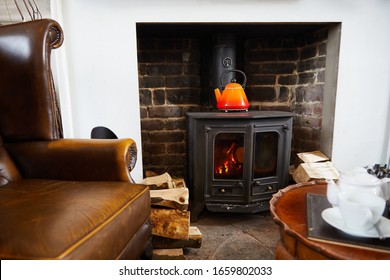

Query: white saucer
[321,207,390,238]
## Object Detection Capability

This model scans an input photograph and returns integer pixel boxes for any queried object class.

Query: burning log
[234,146,244,163]
[214,142,244,177]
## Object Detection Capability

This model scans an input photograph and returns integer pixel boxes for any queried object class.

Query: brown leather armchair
[0,19,152,259]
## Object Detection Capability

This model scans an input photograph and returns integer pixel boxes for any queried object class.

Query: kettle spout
[214,88,222,103]
[326,179,341,206]
[326,179,340,206]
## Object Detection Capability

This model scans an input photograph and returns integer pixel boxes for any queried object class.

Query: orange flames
[215,143,243,176]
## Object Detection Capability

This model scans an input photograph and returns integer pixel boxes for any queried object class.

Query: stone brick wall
[138,27,328,178]
[244,28,328,164]
[138,38,201,177]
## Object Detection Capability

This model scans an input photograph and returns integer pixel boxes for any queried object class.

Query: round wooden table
[270,181,390,259]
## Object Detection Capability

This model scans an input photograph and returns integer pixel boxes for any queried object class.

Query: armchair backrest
[0,19,64,142]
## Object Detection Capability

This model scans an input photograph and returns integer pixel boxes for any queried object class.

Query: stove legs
[190,202,204,222]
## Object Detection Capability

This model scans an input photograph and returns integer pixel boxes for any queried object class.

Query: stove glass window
[214,133,244,180]
[253,132,279,178]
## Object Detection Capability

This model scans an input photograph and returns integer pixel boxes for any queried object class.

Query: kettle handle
[220,69,247,89]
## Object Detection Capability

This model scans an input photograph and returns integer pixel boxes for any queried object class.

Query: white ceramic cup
[338,191,386,231]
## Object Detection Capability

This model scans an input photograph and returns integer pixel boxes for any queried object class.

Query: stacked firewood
[141,173,202,259]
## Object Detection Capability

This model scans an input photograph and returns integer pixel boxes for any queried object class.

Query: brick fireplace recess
[137,22,340,217]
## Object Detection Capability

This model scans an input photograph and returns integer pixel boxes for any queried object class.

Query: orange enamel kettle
[214,70,249,111]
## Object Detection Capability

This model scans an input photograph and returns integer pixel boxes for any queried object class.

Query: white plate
[321,207,390,238]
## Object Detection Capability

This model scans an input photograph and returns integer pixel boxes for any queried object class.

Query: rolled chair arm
[6,138,138,182]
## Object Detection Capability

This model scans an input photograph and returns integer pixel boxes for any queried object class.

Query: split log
[189,226,202,245]
[150,208,190,240]
[152,226,202,249]
[141,172,174,189]
[171,178,187,189]
[148,182,171,190]
[141,173,187,189]
[150,188,189,211]
[153,249,185,260]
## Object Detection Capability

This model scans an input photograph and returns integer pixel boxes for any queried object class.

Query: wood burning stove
[186,111,293,220]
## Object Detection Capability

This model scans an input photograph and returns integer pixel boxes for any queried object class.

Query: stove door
[251,125,287,199]
[253,131,279,178]
[205,126,249,204]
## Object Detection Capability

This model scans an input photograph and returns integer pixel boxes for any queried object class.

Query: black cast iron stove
[186,111,293,221]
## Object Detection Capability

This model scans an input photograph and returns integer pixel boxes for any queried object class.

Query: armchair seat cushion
[0,179,150,259]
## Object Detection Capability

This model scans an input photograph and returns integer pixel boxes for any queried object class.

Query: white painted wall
[50,0,390,180]
[0,0,50,24]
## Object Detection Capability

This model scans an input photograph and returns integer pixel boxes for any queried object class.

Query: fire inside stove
[214,133,244,180]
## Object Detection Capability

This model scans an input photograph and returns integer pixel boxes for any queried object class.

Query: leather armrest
[6,139,138,182]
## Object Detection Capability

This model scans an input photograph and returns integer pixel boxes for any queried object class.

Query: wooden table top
[270,181,390,260]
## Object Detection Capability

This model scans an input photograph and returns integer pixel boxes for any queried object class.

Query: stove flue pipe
[212,33,237,94]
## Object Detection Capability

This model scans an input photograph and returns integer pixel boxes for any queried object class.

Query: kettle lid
[224,82,244,90]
